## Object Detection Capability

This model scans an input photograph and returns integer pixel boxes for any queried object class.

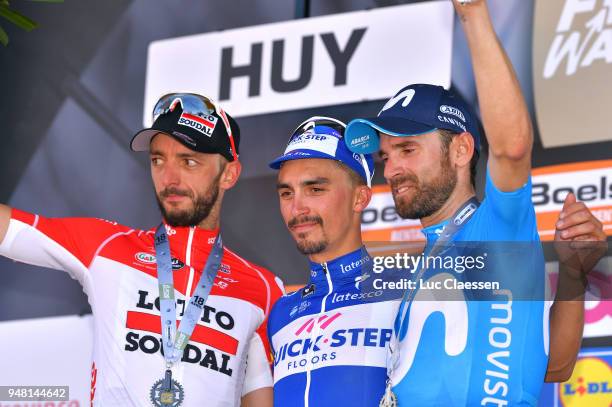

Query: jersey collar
[309,246,372,284]
[421,219,449,249]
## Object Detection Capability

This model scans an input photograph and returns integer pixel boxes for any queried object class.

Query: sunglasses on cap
[152,93,238,161]
[286,116,373,188]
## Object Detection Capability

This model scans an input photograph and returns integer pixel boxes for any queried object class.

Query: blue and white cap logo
[346,123,380,154]
[284,127,340,157]
[344,84,481,154]
[269,116,374,187]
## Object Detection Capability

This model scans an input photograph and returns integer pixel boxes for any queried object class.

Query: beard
[391,158,457,220]
[156,174,221,227]
[287,215,329,255]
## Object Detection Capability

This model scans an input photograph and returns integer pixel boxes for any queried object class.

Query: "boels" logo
[532,160,612,240]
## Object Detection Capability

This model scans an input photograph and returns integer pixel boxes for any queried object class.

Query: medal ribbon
[381,197,480,406]
[154,224,224,366]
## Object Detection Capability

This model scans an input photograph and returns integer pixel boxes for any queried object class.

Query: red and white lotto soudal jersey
[0,209,284,407]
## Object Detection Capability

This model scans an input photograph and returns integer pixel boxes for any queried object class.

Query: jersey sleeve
[0,208,131,285]
[482,167,537,238]
[242,273,284,396]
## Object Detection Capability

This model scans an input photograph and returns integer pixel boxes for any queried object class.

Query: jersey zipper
[304,262,333,407]
[185,227,196,297]
[175,226,196,384]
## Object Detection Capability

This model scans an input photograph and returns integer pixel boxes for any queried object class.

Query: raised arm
[0,204,11,244]
[453,0,532,191]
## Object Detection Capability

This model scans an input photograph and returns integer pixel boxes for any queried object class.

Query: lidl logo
[559,356,612,406]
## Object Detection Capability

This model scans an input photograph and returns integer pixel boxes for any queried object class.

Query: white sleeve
[241,331,273,396]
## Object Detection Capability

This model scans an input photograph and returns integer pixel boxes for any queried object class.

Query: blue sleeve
[484,167,533,224]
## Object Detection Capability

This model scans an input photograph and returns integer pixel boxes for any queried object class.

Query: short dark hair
[334,161,366,187]
[438,129,479,187]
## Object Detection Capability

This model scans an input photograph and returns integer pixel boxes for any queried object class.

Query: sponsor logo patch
[171,258,185,270]
[559,356,612,406]
[135,252,156,264]
[178,112,218,137]
[440,105,466,122]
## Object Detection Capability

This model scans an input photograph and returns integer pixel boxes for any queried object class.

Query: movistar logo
[379,88,416,115]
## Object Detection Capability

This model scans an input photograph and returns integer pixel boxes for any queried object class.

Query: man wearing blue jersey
[267,116,394,406]
[344,0,607,405]
[266,113,605,406]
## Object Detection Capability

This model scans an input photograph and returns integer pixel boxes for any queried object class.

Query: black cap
[130,102,240,162]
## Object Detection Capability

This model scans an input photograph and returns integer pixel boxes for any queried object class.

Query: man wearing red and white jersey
[0,93,283,407]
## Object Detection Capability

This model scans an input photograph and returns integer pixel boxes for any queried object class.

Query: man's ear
[452,132,475,168]
[219,159,241,191]
[354,185,373,213]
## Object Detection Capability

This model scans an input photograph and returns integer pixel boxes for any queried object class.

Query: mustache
[159,187,193,199]
[287,215,323,229]
[389,174,418,191]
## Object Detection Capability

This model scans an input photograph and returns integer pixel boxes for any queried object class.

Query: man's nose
[161,162,181,187]
[383,155,403,182]
[291,191,310,218]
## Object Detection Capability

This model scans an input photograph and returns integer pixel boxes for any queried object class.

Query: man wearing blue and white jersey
[344,0,607,405]
[267,116,397,406]
[265,110,604,406]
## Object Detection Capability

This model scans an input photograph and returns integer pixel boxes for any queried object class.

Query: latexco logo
[533,0,612,147]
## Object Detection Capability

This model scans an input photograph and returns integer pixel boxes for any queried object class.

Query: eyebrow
[149,150,198,159]
[176,152,198,159]
[379,140,419,156]
[276,177,331,190]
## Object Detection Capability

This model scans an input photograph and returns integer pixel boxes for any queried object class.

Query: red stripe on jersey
[126,311,238,355]
[11,208,36,225]
[181,113,215,128]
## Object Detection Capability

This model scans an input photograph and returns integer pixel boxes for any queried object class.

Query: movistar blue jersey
[268,248,396,407]
[392,170,549,406]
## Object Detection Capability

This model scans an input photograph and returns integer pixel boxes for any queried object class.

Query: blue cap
[344,84,481,154]
[269,116,375,187]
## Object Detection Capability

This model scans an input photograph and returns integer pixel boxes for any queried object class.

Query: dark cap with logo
[344,84,481,154]
[130,93,240,162]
